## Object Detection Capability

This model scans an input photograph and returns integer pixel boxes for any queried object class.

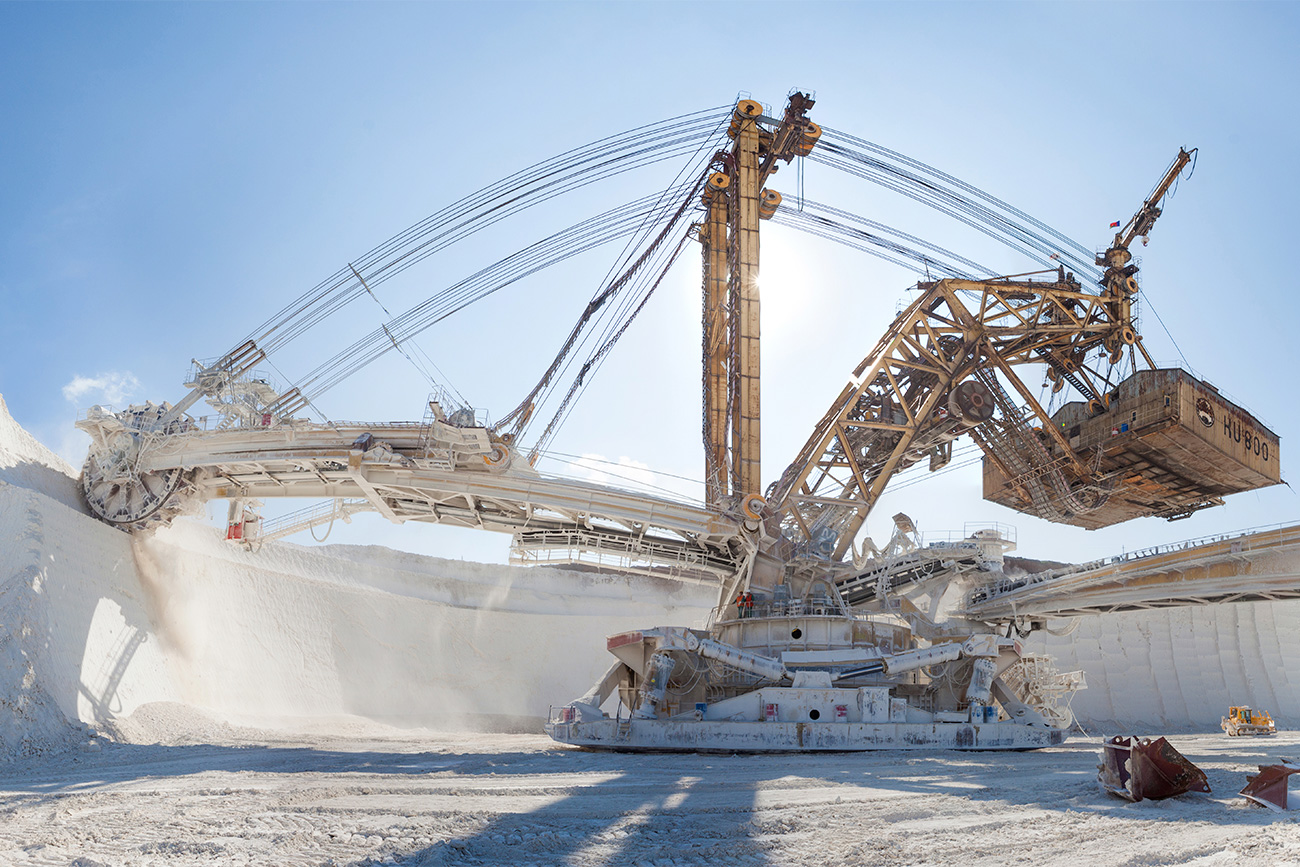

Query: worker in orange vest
[743,591,754,618]
[735,591,747,619]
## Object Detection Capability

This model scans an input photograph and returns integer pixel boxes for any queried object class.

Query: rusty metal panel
[982,368,1280,529]
[1177,373,1280,484]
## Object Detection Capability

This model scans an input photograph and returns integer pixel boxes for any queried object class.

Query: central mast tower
[700,93,820,509]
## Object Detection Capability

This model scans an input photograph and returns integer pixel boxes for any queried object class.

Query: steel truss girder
[511,526,741,580]
[767,274,1141,561]
[963,524,1300,619]
[124,423,746,570]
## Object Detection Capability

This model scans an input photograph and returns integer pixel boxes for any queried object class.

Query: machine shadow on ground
[0,734,1294,866]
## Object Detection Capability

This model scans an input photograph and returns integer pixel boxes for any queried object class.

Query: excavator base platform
[547,683,1066,752]
[546,715,1065,752]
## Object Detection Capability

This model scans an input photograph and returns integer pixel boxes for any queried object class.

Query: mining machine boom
[77,380,750,581]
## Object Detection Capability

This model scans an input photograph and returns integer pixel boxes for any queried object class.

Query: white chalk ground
[4,726,1300,866]
[4,392,1300,865]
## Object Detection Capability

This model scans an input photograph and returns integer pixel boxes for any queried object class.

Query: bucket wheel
[81,445,188,531]
[79,403,192,531]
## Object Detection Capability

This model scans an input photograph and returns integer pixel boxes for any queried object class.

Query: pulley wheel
[948,380,996,424]
[482,444,512,472]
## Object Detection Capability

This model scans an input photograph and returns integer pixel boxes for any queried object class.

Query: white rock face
[1028,600,1300,732]
[0,481,93,759]
[0,394,84,509]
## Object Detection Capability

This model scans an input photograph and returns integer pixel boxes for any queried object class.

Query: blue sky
[3,1,1298,565]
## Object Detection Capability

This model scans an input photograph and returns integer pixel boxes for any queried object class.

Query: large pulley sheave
[948,380,996,424]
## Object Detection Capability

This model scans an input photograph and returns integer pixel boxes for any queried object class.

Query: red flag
[1109,221,1121,228]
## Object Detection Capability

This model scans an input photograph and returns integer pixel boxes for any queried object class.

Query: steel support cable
[819,127,1097,270]
[532,452,704,505]
[1139,293,1189,370]
[362,130,718,278]
[811,146,1053,267]
[813,146,1095,281]
[531,182,700,429]
[348,110,729,276]
[538,111,733,400]
[782,199,994,276]
[410,341,471,408]
[518,221,692,447]
[498,112,733,434]
[262,145,720,360]
[242,108,731,355]
[381,184,698,345]
[246,110,726,346]
[301,183,702,400]
[349,122,724,275]
[780,219,964,278]
[504,212,685,437]
[301,211,655,399]
[828,152,1100,283]
[496,164,714,435]
[575,207,693,382]
[537,448,708,492]
[414,181,696,319]
[295,188,697,400]
[529,229,695,461]
[810,139,1101,282]
[261,129,728,354]
[348,132,726,295]
[520,178,706,446]
[406,195,683,362]
[377,133,728,402]
[771,209,988,279]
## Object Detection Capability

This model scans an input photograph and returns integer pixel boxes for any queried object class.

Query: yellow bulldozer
[1222,706,1276,737]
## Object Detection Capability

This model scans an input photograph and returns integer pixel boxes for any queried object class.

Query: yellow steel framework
[700,93,820,508]
[701,175,730,505]
[1097,148,1194,337]
[746,145,1229,568]
[764,270,1152,562]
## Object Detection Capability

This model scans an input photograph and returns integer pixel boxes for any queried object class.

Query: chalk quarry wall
[1028,601,1300,732]
[1,393,1297,760]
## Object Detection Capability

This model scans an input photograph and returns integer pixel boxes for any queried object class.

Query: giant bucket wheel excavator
[77,93,1283,751]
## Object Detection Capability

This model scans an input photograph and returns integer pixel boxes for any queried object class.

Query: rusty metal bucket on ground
[1098,736,1211,801]
[1240,762,1300,811]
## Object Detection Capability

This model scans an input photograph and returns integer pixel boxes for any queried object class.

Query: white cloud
[62,371,142,406]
